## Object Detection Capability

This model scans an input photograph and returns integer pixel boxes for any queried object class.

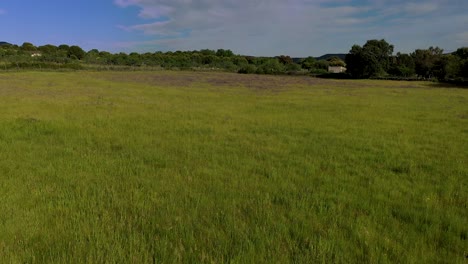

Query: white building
[328,66,346,73]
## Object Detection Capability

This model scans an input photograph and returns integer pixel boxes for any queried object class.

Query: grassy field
[0,71,466,263]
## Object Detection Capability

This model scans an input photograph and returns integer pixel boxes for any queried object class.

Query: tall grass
[0,71,466,263]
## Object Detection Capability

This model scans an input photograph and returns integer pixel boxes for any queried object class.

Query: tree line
[0,42,316,74]
[0,42,349,75]
[0,41,467,82]
[345,39,468,82]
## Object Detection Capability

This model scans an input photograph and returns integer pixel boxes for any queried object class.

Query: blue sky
[1,0,467,56]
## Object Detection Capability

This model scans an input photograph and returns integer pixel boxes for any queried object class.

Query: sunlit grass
[0,71,467,263]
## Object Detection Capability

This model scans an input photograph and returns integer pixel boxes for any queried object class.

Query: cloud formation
[114,0,468,56]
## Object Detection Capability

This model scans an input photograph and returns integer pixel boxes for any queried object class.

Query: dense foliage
[0,42,332,75]
[1,41,467,82]
[346,39,468,81]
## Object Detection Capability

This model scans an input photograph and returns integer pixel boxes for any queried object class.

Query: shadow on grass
[316,73,468,89]
[423,81,468,89]
[315,73,354,79]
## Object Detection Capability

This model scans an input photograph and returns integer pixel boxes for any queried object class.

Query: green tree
[437,54,462,79]
[453,47,468,78]
[201,54,217,65]
[431,55,451,80]
[411,47,443,78]
[127,52,142,66]
[313,60,329,74]
[284,63,302,73]
[363,39,394,71]
[454,47,468,59]
[327,56,345,67]
[345,45,377,78]
[276,55,293,65]
[388,52,415,77]
[200,49,216,56]
[256,58,284,74]
[58,44,70,51]
[300,56,316,70]
[232,56,248,67]
[20,42,37,51]
[345,39,394,78]
[216,49,234,57]
[238,64,257,74]
[68,45,86,60]
[38,44,58,54]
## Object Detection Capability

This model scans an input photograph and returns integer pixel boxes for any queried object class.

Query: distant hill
[315,53,347,61]
[0,41,12,46]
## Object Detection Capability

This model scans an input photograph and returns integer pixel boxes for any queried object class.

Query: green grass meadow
[0,71,467,263]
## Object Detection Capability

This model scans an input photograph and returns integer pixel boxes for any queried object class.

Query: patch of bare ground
[203,73,333,90]
[458,113,468,119]
[95,71,452,92]
[98,71,200,87]
[96,71,364,91]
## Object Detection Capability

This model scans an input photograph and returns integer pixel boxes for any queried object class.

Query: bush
[238,64,257,74]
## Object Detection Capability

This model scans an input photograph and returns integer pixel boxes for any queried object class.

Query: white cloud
[113,0,468,56]
[119,20,178,36]
[114,0,140,8]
